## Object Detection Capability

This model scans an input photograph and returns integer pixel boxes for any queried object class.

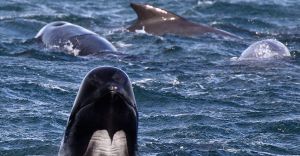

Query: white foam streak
[63,40,80,56]
[135,26,147,34]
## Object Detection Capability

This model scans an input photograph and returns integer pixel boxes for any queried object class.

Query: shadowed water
[0,0,299,155]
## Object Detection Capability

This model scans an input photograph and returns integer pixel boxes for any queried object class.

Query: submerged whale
[59,67,138,156]
[128,3,240,38]
[35,21,117,56]
[239,39,291,60]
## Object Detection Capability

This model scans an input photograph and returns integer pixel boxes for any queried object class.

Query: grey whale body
[128,3,240,38]
[35,21,117,56]
[239,39,291,60]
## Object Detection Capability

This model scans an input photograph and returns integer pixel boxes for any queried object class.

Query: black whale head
[59,67,138,156]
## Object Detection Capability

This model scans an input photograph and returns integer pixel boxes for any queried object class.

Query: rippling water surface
[0,0,299,155]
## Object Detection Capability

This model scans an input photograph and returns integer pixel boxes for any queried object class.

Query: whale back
[127,3,240,38]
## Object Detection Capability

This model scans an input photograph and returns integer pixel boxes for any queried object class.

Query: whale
[238,39,291,60]
[59,67,138,156]
[127,3,240,38]
[35,21,117,56]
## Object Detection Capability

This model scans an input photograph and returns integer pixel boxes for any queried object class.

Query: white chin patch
[83,130,129,156]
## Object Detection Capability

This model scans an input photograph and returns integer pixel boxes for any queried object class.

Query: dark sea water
[0,0,299,155]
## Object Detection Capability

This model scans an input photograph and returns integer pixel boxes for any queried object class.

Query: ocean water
[0,0,300,155]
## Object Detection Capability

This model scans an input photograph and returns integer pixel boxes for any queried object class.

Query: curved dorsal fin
[130,3,183,21]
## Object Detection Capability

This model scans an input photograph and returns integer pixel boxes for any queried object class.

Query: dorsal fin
[130,3,183,21]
